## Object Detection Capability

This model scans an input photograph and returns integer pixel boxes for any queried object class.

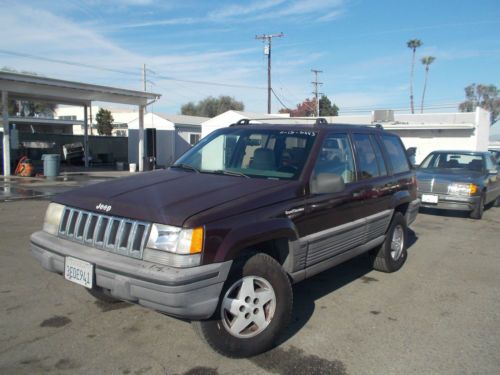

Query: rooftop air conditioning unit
[372,110,394,123]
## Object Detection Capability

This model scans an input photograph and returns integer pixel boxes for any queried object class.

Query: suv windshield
[174,128,317,180]
[419,152,484,172]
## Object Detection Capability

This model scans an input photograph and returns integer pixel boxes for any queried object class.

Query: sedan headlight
[447,183,478,196]
[43,203,65,235]
[144,224,204,268]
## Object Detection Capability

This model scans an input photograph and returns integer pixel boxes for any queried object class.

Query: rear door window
[380,135,411,174]
[352,133,387,179]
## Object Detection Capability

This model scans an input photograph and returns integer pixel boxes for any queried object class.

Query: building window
[59,115,77,121]
[189,133,201,146]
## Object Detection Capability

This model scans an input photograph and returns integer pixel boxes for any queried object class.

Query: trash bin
[41,154,61,178]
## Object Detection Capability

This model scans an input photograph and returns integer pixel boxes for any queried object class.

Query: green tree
[420,56,436,113]
[181,96,244,117]
[459,84,500,124]
[319,95,339,116]
[407,39,423,114]
[95,108,114,136]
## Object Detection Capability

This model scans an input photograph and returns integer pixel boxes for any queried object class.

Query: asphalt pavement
[0,188,499,374]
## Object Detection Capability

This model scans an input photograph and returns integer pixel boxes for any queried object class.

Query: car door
[302,131,364,268]
[350,132,394,241]
[485,153,500,203]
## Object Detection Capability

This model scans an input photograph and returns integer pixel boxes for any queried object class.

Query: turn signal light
[469,184,478,195]
[190,227,204,254]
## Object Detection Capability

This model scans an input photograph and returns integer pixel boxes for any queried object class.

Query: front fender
[213,218,299,263]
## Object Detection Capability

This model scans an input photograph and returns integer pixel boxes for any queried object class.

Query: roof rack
[230,117,329,127]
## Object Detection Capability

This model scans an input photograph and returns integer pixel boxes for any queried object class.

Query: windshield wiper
[210,170,250,178]
[170,163,200,173]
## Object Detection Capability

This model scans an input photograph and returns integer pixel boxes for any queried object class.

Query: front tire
[470,193,485,219]
[370,212,408,273]
[193,253,292,358]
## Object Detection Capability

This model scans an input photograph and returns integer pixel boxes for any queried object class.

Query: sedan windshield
[173,128,317,180]
[419,152,484,171]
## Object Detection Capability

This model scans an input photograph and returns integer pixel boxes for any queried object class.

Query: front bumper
[30,231,232,320]
[417,192,480,212]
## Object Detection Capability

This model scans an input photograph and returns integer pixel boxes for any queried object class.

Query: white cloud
[208,0,286,19]
[279,0,344,16]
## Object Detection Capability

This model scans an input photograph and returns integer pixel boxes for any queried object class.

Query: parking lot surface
[0,199,499,375]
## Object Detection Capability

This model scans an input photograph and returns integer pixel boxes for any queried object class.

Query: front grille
[58,207,150,259]
[418,179,449,194]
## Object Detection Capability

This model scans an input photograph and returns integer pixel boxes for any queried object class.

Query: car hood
[416,168,484,183]
[53,169,296,226]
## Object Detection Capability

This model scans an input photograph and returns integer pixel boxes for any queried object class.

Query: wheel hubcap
[221,276,276,338]
[390,225,404,260]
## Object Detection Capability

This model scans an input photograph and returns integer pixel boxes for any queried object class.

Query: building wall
[128,129,176,168]
[201,108,491,165]
[387,129,476,164]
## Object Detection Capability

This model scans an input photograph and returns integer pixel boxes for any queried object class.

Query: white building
[202,108,491,165]
[127,113,207,167]
[201,110,290,138]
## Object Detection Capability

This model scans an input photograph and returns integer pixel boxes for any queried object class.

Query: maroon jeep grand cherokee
[31,120,419,357]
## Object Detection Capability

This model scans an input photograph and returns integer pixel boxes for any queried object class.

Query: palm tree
[420,56,436,113]
[407,39,423,114]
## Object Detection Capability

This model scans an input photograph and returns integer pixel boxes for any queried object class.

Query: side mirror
[311,173,345,194]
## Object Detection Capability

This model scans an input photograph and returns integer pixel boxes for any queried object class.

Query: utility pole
[256,33,284,114]
[311,69,323,117]
[142,63,147,113]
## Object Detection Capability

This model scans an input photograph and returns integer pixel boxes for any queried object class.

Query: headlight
[448,183,478,196]
[43,203,65,235]
[144,224,204,268]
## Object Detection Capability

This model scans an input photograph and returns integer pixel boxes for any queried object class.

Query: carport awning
[1,71,161,175]
[0,71,160,106]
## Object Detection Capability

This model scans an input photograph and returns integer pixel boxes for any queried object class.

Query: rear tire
[193,253,292,358]
[493,195,500,208]
[470,193,485,219]
[370,212,408,273]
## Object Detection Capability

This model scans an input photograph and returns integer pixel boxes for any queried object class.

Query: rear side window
[352,134,387,179]
[381,135,411,174]
[370,135,388,176]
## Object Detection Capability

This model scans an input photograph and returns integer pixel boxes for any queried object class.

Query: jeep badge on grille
[96,203,112,212]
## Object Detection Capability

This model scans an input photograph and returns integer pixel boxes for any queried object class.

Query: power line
[0,49,140,76]
[271,88,290,111]
[0,48,266,91]
[255,32,285,113]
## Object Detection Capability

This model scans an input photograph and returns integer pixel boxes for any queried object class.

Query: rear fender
[390,190,411,212]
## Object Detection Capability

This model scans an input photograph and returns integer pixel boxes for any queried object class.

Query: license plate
[64,257,94,289]
[422,194,438,204]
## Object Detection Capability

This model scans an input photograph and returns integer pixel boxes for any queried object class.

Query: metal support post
[138,105,145,172]
[2,91,10,176]
[83,103,89,168]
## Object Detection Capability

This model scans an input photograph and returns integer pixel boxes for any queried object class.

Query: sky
[0,0,499,119]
